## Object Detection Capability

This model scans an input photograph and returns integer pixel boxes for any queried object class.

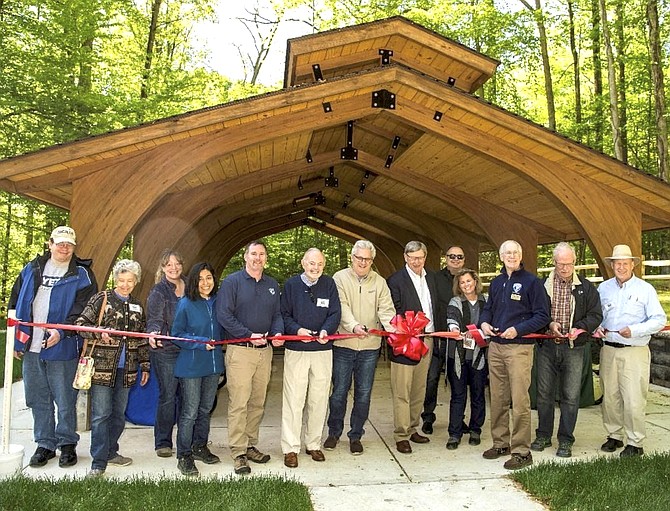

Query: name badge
[463,336,475,350]
[316,298,330,308]
[129,303,142,313]
[510,293,521,301]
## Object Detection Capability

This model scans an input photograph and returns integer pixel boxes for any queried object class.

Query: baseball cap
[50,226,76,246]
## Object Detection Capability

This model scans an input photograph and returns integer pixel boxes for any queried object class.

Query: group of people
[10,226,667,478]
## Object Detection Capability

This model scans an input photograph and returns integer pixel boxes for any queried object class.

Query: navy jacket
[387,267,439,366]
[280,274,341,352]
[171,296,224,378]
[480,264,550,344]
[146,275,186,352]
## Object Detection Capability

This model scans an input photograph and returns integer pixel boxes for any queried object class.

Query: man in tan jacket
[324,240,396,455]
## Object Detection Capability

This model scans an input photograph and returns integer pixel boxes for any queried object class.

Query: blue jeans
[176,374,218,458]
[327,346,379,441]
[22,352,80,451]
[90,371,130,470]
[422,339,447,425]
[446,356,487,438]
[151,349,180,449]
[535,342,584,444]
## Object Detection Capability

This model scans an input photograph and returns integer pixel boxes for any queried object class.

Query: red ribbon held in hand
[387,311,431,362]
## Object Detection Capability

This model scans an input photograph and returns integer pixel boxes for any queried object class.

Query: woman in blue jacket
[171,262,224,476]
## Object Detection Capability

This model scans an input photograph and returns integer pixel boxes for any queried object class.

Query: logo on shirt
[269,288,276,295]
[512,283,523,294]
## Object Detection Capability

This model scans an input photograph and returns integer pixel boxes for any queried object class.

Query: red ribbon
[385,311,431,362]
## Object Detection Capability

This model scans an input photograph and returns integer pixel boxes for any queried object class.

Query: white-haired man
[480,240,550,470]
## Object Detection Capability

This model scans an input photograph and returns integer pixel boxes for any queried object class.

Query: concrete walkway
[3,355,670,510]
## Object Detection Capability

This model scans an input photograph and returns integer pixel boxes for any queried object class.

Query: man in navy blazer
[387,241,438,454]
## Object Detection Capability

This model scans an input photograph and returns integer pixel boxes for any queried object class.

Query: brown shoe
[409,432,430,444]
[283,452,298,468]
[306,449,326,462]
[324,436,338,450]
[246,446,270,464]
[396,440,412,454]
[503,452,533,470]
[482,446,510,459]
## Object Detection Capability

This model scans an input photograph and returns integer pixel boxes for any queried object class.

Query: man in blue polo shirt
[216,240,284,475]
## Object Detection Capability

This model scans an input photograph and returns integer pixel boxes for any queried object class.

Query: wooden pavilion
[1,16,670,297]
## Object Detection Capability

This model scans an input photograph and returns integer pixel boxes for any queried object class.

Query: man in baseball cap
[9,225,96,469]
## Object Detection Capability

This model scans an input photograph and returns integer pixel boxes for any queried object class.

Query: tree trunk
[591,0,604,151]
[519,0,556,130]
[141,0,163,99]
[615,0,628,163]
[647,0,669,181]
[567,0,582,140]
[1,195,12,312]
[598,0,625,160]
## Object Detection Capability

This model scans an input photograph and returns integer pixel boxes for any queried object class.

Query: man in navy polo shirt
[216,240,284,475]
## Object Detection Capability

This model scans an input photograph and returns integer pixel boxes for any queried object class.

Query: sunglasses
[447,254,464,260]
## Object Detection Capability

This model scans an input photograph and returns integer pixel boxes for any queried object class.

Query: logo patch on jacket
[269,288,276,295]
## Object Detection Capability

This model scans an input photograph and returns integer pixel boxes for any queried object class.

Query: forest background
[1,0,669,315]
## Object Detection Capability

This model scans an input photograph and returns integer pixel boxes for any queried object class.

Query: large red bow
[387,311,430,361]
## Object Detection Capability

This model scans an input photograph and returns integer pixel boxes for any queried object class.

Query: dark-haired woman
[171,262,224,477]
[445,269,488,450]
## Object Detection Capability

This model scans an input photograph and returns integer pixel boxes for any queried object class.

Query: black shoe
[601,437,624,452]
[324,435,338,450]
[421,422,433,435]
[192,444,220,464]
[178,455,199,476]
[58,444,77,467]
[620,445,644,458]
[29,447,56,468]
[350,439,363,455]
[446,437,460,450]
[468,432,481,446]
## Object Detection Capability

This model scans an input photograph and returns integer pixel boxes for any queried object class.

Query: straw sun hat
[604,244,641,264]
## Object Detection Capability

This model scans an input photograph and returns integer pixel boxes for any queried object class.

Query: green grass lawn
[511,452,670,511]
[0,474,313,511]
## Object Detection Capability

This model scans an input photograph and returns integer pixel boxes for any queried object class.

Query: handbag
[73,291,107,390]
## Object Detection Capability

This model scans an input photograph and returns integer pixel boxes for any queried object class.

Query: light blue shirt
[598,275,666,346]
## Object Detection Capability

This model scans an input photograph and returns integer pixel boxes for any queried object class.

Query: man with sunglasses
[325,240,395,455]
[279,248,341,468]
[421,246,465,434]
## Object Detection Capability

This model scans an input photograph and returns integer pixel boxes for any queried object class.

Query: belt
[237,342,271,349]
[553,338,570,345]
[604,341,631,349]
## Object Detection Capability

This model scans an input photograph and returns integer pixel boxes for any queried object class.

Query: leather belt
[604,341,631,348]
[237,342,270,349]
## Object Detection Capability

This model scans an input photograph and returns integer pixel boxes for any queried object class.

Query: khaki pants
[225,345,273,458]
[488,342,534,455]
[600,344,650,447]
[281,349,333,453]
[390,338,433,442]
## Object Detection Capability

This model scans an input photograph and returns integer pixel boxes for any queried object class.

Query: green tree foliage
[221,226,353,286]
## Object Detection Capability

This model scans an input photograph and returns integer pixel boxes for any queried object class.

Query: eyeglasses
[447,254,464,260]
[555,262,575,268]
[54,242,74,249]
[352,254,373,264]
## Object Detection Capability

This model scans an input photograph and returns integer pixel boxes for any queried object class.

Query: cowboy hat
[604,244,640,264]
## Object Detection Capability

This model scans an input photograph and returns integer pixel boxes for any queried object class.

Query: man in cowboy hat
[597,244,666,457]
